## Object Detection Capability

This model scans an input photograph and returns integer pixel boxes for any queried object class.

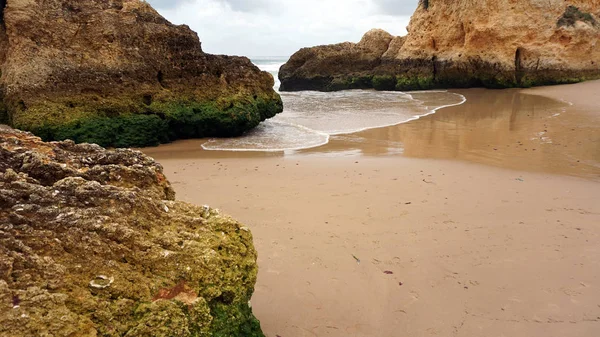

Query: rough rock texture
[279,29,404,91]
[280,1,600,91]
[0,0,282,148]
[0,129,265,337]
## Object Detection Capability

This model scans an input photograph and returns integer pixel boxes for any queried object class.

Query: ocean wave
[252,57,287,73]
[201,120,329,152]
[256,62,285,73]
[202,90,467,152]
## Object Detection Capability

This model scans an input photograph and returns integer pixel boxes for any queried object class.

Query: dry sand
[143,81,600,337]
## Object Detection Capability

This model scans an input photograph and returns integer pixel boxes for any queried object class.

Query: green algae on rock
[0,128,265,336]
[0,0,282,148]
[280,1,600,92]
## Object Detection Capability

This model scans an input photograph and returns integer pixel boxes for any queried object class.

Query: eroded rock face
[280,1,600,91]
[0,0,282,147]
[0,129,265,336]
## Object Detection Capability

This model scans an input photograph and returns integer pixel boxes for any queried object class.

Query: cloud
[219,0,274,13]
[372,0,419,16]
[146,0,193,9]
[147,0,272,12]
[146,0,417,56]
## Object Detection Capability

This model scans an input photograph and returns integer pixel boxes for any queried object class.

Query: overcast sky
[146,0,418,57]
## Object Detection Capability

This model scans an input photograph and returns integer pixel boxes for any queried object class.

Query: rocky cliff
[0,128,265,336]
[0,0,282,148]
[280,1,600,91]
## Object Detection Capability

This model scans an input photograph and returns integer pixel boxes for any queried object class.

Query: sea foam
[201,58,466,152]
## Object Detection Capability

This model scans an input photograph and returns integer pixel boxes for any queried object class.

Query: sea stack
[279,1,600,91]
[0,128,265,336]
[0,0,283,147]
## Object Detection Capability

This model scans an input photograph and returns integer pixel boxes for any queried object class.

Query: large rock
[0,0,283,147]
[280,1,600,91]
[0,128,265,336]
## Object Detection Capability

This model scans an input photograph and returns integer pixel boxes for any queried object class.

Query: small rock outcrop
[0,128,265,336]
[0,0,283,148]
[280,1,600,91]
[279,29,405,91]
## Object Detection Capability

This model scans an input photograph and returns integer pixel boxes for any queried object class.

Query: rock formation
[0,128,265,336]
[280,1,600,91]
[0,0,283,148]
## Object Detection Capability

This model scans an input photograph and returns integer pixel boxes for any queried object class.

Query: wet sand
[143,81,600,337]
[310,83,600,179]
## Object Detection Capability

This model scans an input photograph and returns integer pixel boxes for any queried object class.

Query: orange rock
[280,1,600,91]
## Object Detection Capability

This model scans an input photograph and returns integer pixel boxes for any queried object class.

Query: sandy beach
[142,81,600,337]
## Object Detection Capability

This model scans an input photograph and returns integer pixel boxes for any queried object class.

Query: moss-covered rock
[15,94,283,148]
[394,76,436,91]
[558,5,597,27]
[372,75,396,91]
[326,76,371,91]
[0,129,265,336]
[0,0,282,147]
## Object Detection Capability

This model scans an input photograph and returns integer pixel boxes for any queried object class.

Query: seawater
[201,57,466,152]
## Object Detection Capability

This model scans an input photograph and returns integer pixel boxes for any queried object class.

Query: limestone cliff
[0,0,283,147]
[280,1,600,91]
[0,128,265,336]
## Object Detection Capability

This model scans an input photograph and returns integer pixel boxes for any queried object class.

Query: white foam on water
[202,120,330,152]
[257,62,285,73]
[202,90,466,152]
[201,58,467,152]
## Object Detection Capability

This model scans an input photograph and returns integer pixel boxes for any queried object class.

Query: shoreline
[144,80,600,180]
[201,90,466,153]
[308,81,600,180]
